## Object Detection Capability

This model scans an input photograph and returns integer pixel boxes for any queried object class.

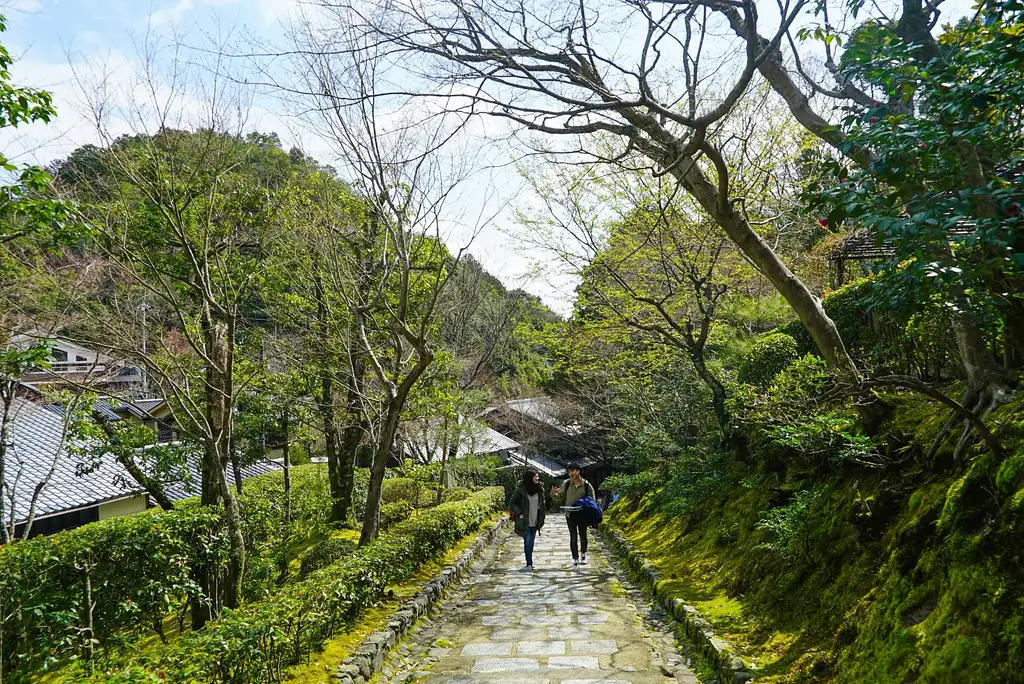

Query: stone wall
[600,524,756,684]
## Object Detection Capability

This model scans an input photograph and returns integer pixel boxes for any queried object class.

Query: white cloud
[257,0,304,24]
[149,0,195,27]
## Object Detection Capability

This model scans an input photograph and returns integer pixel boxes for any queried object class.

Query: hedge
[299,538,357,578]
[380,477,436,509]
[0,464,330,681]
[79,487,504,683]
[380,500,415,531]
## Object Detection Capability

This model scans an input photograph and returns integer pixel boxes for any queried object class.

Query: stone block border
[332,516,509,684]
[599,524,756,684]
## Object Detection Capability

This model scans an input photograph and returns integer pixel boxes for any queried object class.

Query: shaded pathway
[379,520,699,684]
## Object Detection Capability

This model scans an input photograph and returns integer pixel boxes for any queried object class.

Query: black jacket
[509,486,547,537]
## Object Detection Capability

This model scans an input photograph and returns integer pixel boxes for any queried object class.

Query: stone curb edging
[599,524,756,684]
[332,516,509,684]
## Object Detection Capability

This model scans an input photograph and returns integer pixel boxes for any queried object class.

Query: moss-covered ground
[607,391,1024,683]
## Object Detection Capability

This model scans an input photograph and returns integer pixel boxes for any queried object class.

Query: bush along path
[379,520,702,684]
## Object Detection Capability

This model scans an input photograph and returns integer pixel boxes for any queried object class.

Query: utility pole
[139,303,151,395]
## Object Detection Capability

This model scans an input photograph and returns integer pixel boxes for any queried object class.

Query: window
[52,349,68,362]
[75,355,87,362]
[158,422,174,443]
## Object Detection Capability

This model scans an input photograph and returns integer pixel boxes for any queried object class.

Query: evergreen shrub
[737,332,798,387]
[85,487,504,683]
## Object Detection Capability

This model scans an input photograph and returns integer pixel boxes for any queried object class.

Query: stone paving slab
[379,520,700,684]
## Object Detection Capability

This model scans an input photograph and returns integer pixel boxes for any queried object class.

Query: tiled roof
[5,397,279,524]
[492,397,584,436]
[5,397,140,523]
[122,398,165,419]
[92,400,124,421]
[503,449,567,477]
[164,459,280,502]
[93,397,166,421]
[457,426,519,457]
[404,420,520,462]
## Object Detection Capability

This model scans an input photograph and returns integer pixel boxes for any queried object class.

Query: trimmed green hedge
[0,506,221,681]
[380,500,415,531]
[79,487,504,683]
[0,464,330,681]
[299,538,357,578]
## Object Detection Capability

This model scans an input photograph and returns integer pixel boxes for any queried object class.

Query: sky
[0,0,571,311]
[0,0,981,316]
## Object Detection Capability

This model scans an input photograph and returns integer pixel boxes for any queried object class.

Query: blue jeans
[524,526,538,566]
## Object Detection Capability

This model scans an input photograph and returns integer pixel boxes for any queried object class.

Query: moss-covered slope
[607,393,1024,683]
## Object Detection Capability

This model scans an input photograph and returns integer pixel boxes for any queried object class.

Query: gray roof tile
[5,397,279,524]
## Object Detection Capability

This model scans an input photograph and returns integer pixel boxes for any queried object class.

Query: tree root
[952,389,1010,462]
[836,376,1007,460]
[927,389,978,460]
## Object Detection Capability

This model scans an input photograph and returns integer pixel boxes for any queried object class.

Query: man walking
[551,463,596,567]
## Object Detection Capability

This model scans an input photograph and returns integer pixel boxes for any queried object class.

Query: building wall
[98,495,148,521]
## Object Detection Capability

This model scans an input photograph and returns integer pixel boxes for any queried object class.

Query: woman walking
[510,470,546,570]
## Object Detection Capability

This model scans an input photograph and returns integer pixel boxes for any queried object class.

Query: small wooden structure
[828,225,975,287]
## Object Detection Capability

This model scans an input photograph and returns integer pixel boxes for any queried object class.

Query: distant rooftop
[404,419,520,462]
[4,395,277,525]
[482,396,584,436]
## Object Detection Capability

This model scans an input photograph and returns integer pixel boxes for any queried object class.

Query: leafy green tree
[822,1,1023,381]
[49,126,300,623]
[519,162,755,430]
[709,0,1020,422]
[265,169,371,525]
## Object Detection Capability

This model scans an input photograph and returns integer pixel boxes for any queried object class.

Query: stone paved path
[381,520,700,684]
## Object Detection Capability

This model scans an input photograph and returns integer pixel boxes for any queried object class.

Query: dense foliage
[0,465,330,680]
[69,487,503,683]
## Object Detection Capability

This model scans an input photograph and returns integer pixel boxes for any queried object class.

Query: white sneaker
[580,554,588,565]
[572,559,579,568]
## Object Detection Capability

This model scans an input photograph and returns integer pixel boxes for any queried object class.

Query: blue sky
[1,0,560,310]
[0,0,982,315]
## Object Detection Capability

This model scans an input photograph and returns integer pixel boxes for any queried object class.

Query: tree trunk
[94,419,176,510]
[359,350,433,546]
[336,350,367,523]
[115,454,175,511]
[691,352,729,429]
[360,436,390,547]
[192,315,245,627]
[360,397,405,546]
[279,408,291,579]
[664,147,861,381]
[338,419,362,522]
[282,408,291,529]
[1,382,14,545]
[436,416,451,506]
[322,371,344,522]
[230,435,243,496]
[316,275,348,523]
